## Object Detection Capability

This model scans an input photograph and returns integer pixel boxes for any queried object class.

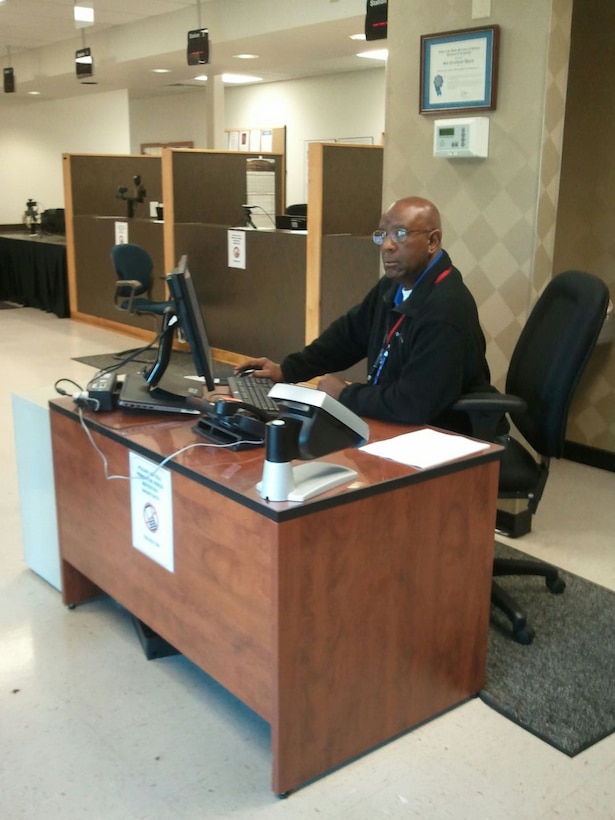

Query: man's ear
[428,229,442,251]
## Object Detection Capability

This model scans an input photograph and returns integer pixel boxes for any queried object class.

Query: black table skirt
[0,234,69,318]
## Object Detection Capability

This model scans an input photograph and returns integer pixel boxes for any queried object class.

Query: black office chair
[454,270,610,644]
[111,243,172,317]
[285,203,307,217]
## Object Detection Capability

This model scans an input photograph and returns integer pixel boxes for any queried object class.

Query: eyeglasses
[371,228,433,245]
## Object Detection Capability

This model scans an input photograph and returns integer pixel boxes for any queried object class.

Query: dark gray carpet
[483,542,615,756]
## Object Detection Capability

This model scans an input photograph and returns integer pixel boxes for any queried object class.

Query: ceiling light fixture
[221,73,262,84]
[356,49,388,61]
[349,33,366,41]
[233,53,259,60]
[74,2,94,26]
[151,68,171,74]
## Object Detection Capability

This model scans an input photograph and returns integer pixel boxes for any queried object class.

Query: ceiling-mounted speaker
[3,67,15,93]
[365,0,388,41]
[187,28,209,65]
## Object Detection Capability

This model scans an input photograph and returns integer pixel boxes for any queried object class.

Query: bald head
[384,197,442,236]
[377,196,444,288]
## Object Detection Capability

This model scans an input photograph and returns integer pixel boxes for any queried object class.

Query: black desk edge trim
[49,401,503,523]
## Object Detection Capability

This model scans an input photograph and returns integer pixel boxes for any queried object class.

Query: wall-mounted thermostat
[433,117,489,158]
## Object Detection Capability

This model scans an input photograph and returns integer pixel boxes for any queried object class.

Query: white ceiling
[0,0,384,101]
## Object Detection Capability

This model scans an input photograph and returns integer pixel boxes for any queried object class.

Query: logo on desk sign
[143,503,159,533]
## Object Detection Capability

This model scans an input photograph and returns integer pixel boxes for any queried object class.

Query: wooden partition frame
[63,152,164,337]
[161,147,285,274]
[305,143,383,382]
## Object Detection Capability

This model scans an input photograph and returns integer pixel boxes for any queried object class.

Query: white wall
[1,70,385,225]
[130,68,386,206]
[224,68,385,205]
[129,91,209,154]
[0,90,130,224]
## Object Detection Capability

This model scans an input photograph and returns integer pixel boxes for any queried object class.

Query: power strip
[87,372,118,412]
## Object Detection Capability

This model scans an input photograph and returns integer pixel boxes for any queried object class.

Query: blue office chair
[111,243,172,317]
[454,270,610,643]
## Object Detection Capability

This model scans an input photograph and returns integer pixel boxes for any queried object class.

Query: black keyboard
[226,375,280,416]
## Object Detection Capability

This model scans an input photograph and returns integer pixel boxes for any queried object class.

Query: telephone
[192,398,268,449]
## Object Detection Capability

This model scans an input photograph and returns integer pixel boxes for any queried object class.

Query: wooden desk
[49,399,501,795]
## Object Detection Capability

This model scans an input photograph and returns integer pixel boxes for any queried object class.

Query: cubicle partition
[160,148,291,363]
[162,148,284,235]
[72,216,165,325]
[306,142,383,380]
[63,153,165,336]
[63,143,383,366]
[172,223,306,364]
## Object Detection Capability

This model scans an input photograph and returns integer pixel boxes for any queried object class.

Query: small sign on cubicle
[228,229,246,269]
[115,221,129,245]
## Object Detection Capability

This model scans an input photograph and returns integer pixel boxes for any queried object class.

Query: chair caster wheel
[513,625,535,645]
[546,576,566,594]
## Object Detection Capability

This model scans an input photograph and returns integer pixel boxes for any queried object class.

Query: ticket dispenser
[433,117,489,158]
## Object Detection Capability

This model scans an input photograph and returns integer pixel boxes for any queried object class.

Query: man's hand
[317,374,347,400]
[234,358,284,383]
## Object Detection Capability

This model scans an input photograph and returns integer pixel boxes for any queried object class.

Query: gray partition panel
[320,234,381,382]
[73,216,165,325]
[171,152,283,228]
[68,155,162,218]
[173,225,306,362]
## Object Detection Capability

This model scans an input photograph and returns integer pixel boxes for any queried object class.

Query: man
[236,196,494,432]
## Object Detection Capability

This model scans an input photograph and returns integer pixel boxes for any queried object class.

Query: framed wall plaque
[420,25,500,114]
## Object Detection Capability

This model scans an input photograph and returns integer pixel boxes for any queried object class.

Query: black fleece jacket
[280,250,494,432]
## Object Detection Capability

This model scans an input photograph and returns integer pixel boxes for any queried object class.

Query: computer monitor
[164,256,216,391]
[141,255,215,397]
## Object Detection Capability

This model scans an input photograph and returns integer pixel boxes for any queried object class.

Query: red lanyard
[385,314,405,346]
[370,266,453,385]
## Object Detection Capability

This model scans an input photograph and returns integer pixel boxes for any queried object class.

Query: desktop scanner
[256,384,369,502]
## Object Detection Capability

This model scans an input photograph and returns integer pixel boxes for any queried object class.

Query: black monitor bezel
[165,256,216,391]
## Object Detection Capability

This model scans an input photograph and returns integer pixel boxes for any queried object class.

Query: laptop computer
[117,372,202,415]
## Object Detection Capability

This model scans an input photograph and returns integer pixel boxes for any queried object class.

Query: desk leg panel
[50,409,274,720]
[271,460,498,794]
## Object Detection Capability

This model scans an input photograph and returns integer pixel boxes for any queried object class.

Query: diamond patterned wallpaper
[382,1,614,456]
[383,0,561,388]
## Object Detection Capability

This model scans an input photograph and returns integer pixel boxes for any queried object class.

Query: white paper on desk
[360,428,489,469]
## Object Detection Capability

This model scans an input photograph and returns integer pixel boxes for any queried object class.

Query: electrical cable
[75,406,264,482]
[90,333,161,384]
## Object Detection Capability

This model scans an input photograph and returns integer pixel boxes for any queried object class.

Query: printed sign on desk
[228,229,246,269]
[129,452,174,572]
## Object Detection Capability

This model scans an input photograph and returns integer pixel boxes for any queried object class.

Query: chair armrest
[453,392,527,442]
[114,279,142,313]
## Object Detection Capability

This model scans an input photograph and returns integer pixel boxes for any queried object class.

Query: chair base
[495,502,533,538]
[491,558,566,644]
